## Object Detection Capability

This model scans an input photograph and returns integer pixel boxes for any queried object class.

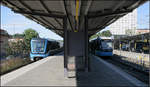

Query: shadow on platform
[74,55,147,86]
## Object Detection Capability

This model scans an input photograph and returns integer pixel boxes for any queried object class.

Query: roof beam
[63,0,74,31]
[3,0,52,30]
[17,0,62,35]
[17,0,64,19]
[88,17,117,31]
[13,9,64,19]
[46,27,64,31]
[40,17,57,29]
[87,10,132,18]
[3,0,22,11]
[112,0,126,12]
[79,1,93,31]
[127,0,147,10]
[39,0,63,27]
[29,16,63,32]
[3,0,54,30]
[4,0,63,35]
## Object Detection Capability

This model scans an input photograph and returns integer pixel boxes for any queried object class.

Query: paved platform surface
[77,55,147,86]
[1,54,147,86]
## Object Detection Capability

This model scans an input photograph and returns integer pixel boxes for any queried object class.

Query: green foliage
[24,29,39,42]
[6,46,13,56]
[6,40,27,56]
[6,28,39,56]
[23,29,39,52]
[99,30,112,37]
[2,29,38,74]
[90,34,98,40]
[90,30,112,40]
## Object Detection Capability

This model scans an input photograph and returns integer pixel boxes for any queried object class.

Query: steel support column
[63,17,68,69]
[63,16,89,77]
[84,16,90,72]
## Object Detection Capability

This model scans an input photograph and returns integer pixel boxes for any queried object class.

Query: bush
[0,57,31,75]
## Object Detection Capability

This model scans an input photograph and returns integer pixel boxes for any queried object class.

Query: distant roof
[137,29,150,30]
[0,29,9,37]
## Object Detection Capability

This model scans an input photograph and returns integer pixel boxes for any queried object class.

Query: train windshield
[101,40,112,49]
[32,40,45,52]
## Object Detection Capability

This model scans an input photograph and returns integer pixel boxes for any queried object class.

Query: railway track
[99,55,149,85]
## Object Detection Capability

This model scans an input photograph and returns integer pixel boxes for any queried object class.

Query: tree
[6,40,26,56]
[99,30,112,37]
[90,34,98,40]
[23,29,39,53]
[24,29,39,42]
[90,30,112,40]
[6,29,38,57]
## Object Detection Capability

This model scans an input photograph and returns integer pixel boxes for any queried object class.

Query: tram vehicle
[30,38,60,61]
[90,37,113,57]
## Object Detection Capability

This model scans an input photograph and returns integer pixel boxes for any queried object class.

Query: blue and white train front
[30,38,49,61]
[95,38,113,57]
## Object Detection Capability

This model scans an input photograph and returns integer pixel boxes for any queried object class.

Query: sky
[137,1,149,29]
[1,5,63,40]
[1,1,149,39]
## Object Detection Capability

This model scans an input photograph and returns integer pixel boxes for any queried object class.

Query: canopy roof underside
[2,0,147,37]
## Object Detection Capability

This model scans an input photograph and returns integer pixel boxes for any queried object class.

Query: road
[1,54,147,86]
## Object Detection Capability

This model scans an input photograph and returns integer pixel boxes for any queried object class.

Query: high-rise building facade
[109,9,137,35]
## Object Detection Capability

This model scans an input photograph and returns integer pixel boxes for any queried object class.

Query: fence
[113,50,149,72]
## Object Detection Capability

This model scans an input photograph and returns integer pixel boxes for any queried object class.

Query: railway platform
[1,55,147,86]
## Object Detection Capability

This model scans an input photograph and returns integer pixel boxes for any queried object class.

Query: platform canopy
[2,0,147,37]
[115,33,150,41]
